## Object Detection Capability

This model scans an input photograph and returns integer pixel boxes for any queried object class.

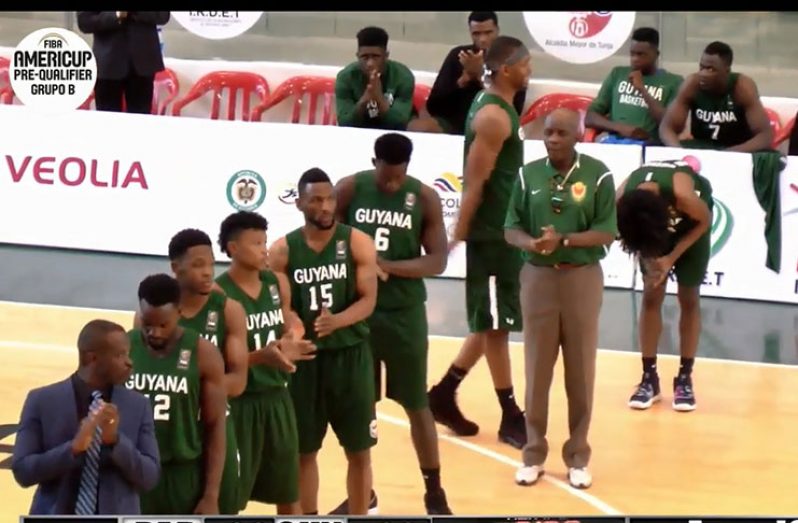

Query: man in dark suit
[77,11,170,114]
[12,319,160,515]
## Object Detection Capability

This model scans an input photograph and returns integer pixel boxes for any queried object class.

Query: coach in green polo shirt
[504,108,617,491]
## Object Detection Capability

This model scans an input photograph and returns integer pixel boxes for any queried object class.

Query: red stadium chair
[151,68,180,115]
[0,86,12,104]
[413,84,432,114]
[765,107,784,150]
[0,56,9,89]
[774,115,795,148]
[250,75,336,125]
[172,71,270,121]
[521,93,597,142]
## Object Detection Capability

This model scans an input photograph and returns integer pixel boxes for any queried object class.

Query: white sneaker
[568,467,592,489]
[515,464,544,486]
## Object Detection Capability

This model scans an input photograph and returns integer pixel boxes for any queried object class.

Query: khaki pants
[519,262,603,469]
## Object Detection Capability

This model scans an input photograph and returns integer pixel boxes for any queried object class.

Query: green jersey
[463,91,524,241]
[624,159,714,239]
[178,291,227,354]
[588,66,682,143]
[345,170,426,310]
[689,72,753,147]
[216,270,289,392]
[286,223,369,349]
[127,328,202,464]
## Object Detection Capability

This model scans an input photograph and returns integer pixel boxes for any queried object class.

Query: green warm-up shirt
[335,60,416,130]
[589,66,682,144]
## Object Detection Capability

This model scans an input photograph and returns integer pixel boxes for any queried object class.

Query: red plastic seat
[250,75,336,125]
[774,115,795,148]
[521,93,597,142]
[0,56,9,89]
[151,68,180,115]
[413,84,431,114]
[172,71,270,121]
[764,107,785,149]
[0,86,12,104]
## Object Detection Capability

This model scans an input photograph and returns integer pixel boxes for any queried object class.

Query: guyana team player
[216,211,317,514]
[127,274,227,514]
[335,133,452,514]
[269,168,379,516]
[163,229,248,515]
[616,158,713,412]
[429,35,532,448]
[659,41,773,153]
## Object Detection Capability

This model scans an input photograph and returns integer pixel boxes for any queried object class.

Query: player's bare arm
[222,298,249,398]
[379,183,448,278]
[659,74,699,147]
[195,337,227,514]
[334,174,357,223]
[669,171,712,261]
[451,104,511,243]
[317,229,377,335]
[726,75,773,153]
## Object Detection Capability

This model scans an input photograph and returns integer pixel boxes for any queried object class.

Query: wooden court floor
[0,300,796,519]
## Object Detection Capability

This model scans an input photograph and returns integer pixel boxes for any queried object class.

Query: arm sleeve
[335,70,362,127]
[425,48,462,116]
[588,68,616,115]
[382,66,415,129]
[76,11,120,33]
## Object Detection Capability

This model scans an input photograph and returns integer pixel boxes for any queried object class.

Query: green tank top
[127,328,202,464]
[215,270,288,392]
[463,91,524,241]
[625,160,714,239]
[345,170,426,310]
[286,223,369,349]
[178,291,227,356]
[689,73,753,147]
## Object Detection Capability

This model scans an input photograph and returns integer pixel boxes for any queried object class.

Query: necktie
[75,390,103,515]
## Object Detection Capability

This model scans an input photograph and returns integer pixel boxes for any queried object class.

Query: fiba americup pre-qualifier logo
[9,27,96,111]
[522,11,636,64]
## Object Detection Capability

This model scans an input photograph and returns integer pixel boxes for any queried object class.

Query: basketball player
[428,35,531,448]
[216,211,317,514]
[269,168,379,515]
[659,41,773,153]
[127,273,227,515]
[616,158,713,412]
[334,132,452,514]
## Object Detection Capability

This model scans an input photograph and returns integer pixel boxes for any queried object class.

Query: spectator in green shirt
[335,26,416,131]
[505,108,617,490]
[585,27,682,145]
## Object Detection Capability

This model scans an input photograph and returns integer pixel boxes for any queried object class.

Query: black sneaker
[498,410,527,449]
[672,376,697,412]
[328,489,378,515]
[428,385,479,436]
[628,372,661,410]
[424,488,453,515]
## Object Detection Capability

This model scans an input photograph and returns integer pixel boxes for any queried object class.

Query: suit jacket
[12,377,160,515]
[77,11,170,80]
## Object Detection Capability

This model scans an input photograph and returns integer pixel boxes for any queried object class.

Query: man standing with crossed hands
[505,108,617,490]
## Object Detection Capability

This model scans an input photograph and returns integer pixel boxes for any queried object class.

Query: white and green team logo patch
[710,197,733,259]
[227,170,266,211]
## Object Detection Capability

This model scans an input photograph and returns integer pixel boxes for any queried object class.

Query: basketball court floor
[0,245,796,519]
